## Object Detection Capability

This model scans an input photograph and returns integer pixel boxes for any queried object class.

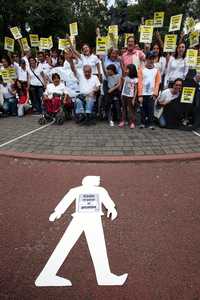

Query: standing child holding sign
[119,64,138,129]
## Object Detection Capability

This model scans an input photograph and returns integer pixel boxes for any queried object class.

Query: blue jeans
[159,115,167,128]
[3,97,17,115]
[75,98,94,114]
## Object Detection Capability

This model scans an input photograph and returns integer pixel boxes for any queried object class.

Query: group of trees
[0,0,199,50]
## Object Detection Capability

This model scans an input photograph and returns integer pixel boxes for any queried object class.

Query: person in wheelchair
[40,73,71,125]
[75,65,100,125]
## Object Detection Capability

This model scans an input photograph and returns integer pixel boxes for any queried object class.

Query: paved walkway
[0,115,200,157]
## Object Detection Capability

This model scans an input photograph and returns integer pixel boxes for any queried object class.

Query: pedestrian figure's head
[82,176,100,187]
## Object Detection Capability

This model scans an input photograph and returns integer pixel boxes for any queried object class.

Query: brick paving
[0,115,200,156]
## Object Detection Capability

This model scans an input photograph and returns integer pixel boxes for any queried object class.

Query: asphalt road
[1,157,200,300]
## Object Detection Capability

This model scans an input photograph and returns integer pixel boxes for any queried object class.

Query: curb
[1,150,200,163]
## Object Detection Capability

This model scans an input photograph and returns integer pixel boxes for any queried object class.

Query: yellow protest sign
[107,33,118,49]
[58,38,70,50]
[139,26,153,44]
[169,14,183,32]
[21,37,30,51]
[153,12,164,28]
[108,25,118,37]
[145,19,154,26]
[96,37,108,55]
[124,33,134,47]
[186,49,198,68]
[69,22,78,36]
[163,34,177,52]
[8,67,17,80]
[1,70,11,83]
[40,38,49,50]
[48,36,53,49]
[181,87,196,104]
[29,34,39,47]
[10,26,22,40]
[196,56,200,73]
[4,37,15,52]
[189,31,199,48]
[185,17,196,34]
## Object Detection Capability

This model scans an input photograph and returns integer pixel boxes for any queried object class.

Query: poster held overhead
[139,26,153,44]
[169,15,183,32]
[4,37,14,52]
[163,35,177,52]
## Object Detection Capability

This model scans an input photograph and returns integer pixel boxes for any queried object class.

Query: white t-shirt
[122,77,138,97]
[51,57,58,67]
[28,65,44,86]
[164,56,189,88]
[154,56,166,77]
[158,88,179,105]
[79,74,101,100]
[142,67,159,96]
[16,66,28,82]
[80,54,99,74]
[22,56,30,69]
[44,82,68,98]
[38,61,52,76]
[2,83,15,99]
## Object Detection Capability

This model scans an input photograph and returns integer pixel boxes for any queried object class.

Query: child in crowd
[119,64,138,129]
[1,79,17,116]
[15,80,31,117]
[138,51,161,129]
[105,64,121,127]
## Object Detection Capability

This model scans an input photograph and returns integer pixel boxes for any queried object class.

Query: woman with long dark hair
[164,42,189,88]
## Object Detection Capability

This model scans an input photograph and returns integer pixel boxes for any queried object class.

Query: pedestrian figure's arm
[101,188,118,221]
[49,188,76,222]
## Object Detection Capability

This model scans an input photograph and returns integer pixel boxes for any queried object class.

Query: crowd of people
[0,33,200,130]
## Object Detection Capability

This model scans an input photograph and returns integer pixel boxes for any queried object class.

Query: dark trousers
[29,85,43,113]
[105,92,121,122]
[140,96,154,126]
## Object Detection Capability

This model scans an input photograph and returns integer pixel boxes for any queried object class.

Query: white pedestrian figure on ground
[35,176,128,287]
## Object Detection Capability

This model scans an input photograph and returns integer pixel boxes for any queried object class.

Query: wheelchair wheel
[38,117,47,125]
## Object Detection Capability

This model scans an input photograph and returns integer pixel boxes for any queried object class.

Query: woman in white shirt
[152,42,166,78]
[156,78,183,127]
[164,43,189,88]
[71,44,101,78]
[44,73,68,101]
[28,57,46,114]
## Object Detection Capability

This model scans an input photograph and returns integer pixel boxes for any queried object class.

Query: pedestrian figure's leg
[84,216,128,285]
[35,217,83,286]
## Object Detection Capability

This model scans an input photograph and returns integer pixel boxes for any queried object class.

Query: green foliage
[0,0,109,50]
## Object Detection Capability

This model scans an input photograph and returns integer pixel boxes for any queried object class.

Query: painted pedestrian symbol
[35,176,128,286]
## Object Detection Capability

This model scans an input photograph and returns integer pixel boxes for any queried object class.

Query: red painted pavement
[0,157,200,300]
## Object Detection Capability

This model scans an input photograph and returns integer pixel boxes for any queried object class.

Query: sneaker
[149,126,155,130]
[109,121,114,127]
[118,121,125,128]
[139,124,145,129]
[129,122,135,129]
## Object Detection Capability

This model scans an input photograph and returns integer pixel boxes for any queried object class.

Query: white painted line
[0,120,55,148]
[192,130,200,137]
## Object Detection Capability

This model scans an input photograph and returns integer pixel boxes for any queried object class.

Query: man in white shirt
[76,65,100,124]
